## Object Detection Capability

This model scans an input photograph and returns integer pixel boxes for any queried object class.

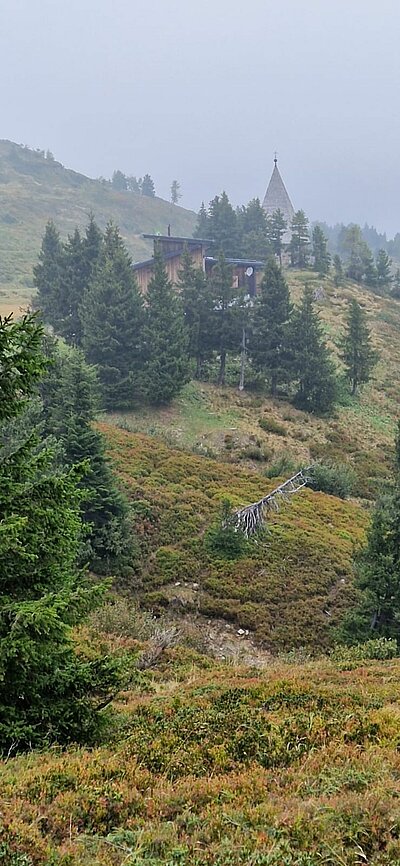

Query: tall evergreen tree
[194,202,209,238]
[142,248,189,404]
[363,248,378,288]
[141,173,156,197]
[0,314,119,751]
[170,180,182,204]
[290,285,337,413]
[333,254,344,288]
[41,344,135,575]
[111,170,127,191]
[178,247,214,378]
[340,299,378,394]
[237,198,271,260]
[392,268,400,299]
[376,248,392,291]
[312,224,331,275]
[269,209,287,266]
[290,210,310,268]
[340,423,400,644]
[207,192,238,256]
[33,220,64,329]
[249,258,293,395]
[209,251,239,386]
[81,223,144,410]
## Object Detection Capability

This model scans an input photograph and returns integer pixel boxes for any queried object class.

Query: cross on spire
[274,151,278,165]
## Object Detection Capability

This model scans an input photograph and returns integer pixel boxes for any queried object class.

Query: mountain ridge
[0,139,197,317]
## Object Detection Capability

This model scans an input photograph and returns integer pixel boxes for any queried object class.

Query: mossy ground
[3,650,400,865]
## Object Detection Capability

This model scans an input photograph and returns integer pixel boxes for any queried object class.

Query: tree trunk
[218,351,226,386]
[238,328,246,391]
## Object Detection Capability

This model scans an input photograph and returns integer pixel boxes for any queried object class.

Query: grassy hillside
[99,423,368,651]
[104,266,400,499]
[3,647,400,865]
[0,140,196,317]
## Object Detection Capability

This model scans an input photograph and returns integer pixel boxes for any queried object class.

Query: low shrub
[331,638,398,663]
[265,454,298,479]
[307,461,356,499]
[204,500,249,560]
[240,444,272,462]
[259,416,287,436]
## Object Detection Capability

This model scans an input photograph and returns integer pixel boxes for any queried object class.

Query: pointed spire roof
[262,158,295,241]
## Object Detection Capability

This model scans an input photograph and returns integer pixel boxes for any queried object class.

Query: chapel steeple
[262,156,295,242]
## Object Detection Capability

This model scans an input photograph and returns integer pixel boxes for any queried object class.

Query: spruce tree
[111,170,127,191]
[269,209,287,266]
[59,228,85,345]
[238,198,270,259]
[363,248,378,288]
[249,258,292,395]
[142,248,189,404]
[392,268,400,299]
[141,173,156,196]
[194,202,209,238]
[290,210,310,268]
[178,247,214,378]
[33,220,64,329]
[0,314,119,751]
[170,179,181,204]
[209,251,239,386]
[376,249,392,292]
[41,343,135,575]
[312,225,331,275]
[333,254,344,288]
[207,192,238,256]
[340,298,378,394]
[290,284,337,413]
[81,223,144,410]
[340,423,400,644]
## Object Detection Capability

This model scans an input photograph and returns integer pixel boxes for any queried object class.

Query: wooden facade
[133,234,265,296]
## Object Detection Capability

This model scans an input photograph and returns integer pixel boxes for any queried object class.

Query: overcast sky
[1,0,400,234]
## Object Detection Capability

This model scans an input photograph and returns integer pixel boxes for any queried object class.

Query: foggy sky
[1,0,400,235]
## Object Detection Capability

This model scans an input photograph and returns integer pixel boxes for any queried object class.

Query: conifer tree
[58,228,85,345]
[111,170,127,191]
[170,179,182,204]
[207,192,238,256]
[142,248,189,403]
[312,225,331,275]
[269,209,287,266]
[194,202,209,238]
[363,248,378,288]
[340,298,378,394]
[376,248,392,291]
[209,251,239,386]
[290,284,337,413]
[237,198,270,259]
[41,343,135,575]
[249,258,292,395]
[340,423,400,644]
[333,254,344,288]
[81,223,144,410]
[0,313,119,751]
[392,267,400,298]
[33,220,64,329]
[141,173,156,196]
[290,210,310,268]
[178,247,214,378]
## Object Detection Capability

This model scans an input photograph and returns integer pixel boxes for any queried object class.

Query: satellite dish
[245,267,254,277]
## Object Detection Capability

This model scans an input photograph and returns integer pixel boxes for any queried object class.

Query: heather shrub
[307,461,356,499]
[259,416,287,436]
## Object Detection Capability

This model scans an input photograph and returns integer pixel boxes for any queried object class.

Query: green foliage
[81,223,144,410]
[331,637,398,663]
[209,251,240,386]
[0,315,120,752]
[142,248,190,404]
[307,461,356,499]
[141,173,156,197]
[340,298,378,394]
[268,208,287,264]
[249,259,293,396]
[0,313,47,419]
[290,285,337,413]
[290,210,310,268]
[312,224,331,275]
[170,179,181,204]
[376,248,393,291]
[258,415,287,436]
[33,220,64,327]
[204,500,249,560]
[111,169,127,191]
[333,253,344,288]
[40,342,135,576]
[178,247,214,378]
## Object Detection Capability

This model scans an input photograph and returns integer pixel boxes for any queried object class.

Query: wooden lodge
[132,233,265,296]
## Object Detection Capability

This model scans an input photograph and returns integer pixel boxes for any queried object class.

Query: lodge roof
[142,234,214,244]
[204,256,265,269]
